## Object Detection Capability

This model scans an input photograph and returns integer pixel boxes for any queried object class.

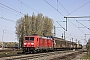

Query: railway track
[0,50,82,60]
[0,49,22,58]
[0,49,21,52]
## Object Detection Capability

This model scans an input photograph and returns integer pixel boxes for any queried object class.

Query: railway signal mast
[64,16,90,45]
[2,30,5,49]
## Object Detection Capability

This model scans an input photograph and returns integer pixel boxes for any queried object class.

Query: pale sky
[0,0,90,45]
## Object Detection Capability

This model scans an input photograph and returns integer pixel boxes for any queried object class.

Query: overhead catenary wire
[0,6,19,17]
[44,0,64,16]
[76,20,90,30]
[67,0,90,15]
[58,0,69,14]
[0,2,24,15]
[0,16,16,23]
[68,20,85,35]
[56,21,66,31]
[17,0,39,13]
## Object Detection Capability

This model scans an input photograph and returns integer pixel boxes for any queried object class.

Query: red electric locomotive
[23,35,54,53]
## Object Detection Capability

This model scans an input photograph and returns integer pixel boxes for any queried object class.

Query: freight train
[22,35,82,53]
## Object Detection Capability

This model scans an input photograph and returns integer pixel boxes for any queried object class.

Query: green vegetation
[16,13,53,48]
[84,38,90,59]
[84,54,90,59]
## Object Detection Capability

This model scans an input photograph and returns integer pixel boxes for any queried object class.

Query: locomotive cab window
[25,37,29,40]
[25,37,34,41]
[30,37,34,41]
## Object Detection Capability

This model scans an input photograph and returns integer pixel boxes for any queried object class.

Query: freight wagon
[54,37,82,50]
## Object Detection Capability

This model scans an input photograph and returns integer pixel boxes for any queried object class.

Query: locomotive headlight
[31,43,34,45]
[24,43,27,45]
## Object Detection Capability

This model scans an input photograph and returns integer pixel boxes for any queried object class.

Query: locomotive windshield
[25,37,34,41]
[25,37,29,40]
[30,37,34,40]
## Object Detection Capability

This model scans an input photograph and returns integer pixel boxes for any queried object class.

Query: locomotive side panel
[39,38,43,48]
[36,37,54,51]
